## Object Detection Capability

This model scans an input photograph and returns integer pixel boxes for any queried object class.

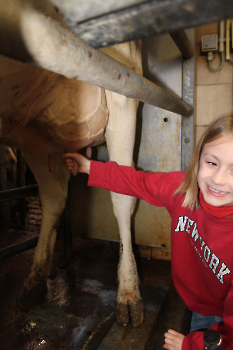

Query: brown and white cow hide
[0,2,144,327]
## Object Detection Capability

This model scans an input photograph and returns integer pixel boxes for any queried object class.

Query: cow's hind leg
[17,150,70,309]
[105,91,144,328]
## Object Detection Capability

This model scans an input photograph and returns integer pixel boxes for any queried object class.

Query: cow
[0,1,144,327]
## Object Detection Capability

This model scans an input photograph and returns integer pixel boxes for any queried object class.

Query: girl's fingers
[167,330,180,335]
[62,153,77,160]
[63,156,78,174]
[163,341,175,350]
[163,330,184,350]
[62,152,86,175]
[65,159,74,166]
[67,162,79,175]
[71,168,78,176]
[62,153,73,158]
[165,330,182,339]
[65,162,74,169]
[165,332,177,340]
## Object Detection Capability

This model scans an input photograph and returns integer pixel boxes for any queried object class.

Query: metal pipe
[50,0,148,24]
[0,185,39,203]
[219,20,225,52]
[55,0,233,49]
[0,237,38,260]
[0,0,193,116]
[226,19,231,60]
[169,30,194,59]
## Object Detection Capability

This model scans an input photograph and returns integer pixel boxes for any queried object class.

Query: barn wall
[195,22,233,144]
[70,32,187,260]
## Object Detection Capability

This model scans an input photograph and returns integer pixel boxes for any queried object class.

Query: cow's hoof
[17,282,47,311]
[114,301,129,327]
[129,298,144,327]
[115,298,144,328]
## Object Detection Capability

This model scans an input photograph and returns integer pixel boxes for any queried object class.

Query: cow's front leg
[17,150,70,309]
[111,191,144,327]
[105,90,144,328]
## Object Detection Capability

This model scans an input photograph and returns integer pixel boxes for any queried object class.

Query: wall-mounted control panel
[201,34,218,52]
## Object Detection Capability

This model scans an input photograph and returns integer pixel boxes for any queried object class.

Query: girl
[63,114,233,350]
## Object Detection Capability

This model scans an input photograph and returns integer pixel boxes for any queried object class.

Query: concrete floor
[0,234,191,350]
[0,196,190,350]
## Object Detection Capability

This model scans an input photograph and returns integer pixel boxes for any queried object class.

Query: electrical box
[202,34,218,52]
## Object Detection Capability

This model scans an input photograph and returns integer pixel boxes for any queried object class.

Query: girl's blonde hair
[175,113,233,209]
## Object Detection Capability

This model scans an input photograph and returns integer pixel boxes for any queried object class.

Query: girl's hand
[63,147,91,176]
[163,329,185,350]
[63,156,79,175]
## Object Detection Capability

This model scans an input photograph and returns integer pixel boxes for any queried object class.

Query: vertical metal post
[170,30,194,59]
[181,28,195,171]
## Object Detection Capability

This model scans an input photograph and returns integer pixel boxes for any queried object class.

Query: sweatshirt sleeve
[182,282,233,350]
[88,160,183,208]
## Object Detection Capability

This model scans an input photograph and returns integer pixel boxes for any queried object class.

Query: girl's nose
[211,168,226,185]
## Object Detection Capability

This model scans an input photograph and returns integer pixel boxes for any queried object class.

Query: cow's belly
[0,56,108,154]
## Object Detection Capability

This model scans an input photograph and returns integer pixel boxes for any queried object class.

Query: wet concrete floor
[0,232,188,350]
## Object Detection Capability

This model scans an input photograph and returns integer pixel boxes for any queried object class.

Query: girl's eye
[207,161,217,167]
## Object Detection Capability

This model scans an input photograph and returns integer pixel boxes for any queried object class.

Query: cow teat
[48,153,57,173]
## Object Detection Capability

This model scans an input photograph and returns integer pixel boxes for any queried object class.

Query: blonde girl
[63,114,233,350]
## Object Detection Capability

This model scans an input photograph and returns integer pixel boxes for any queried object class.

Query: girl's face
[198,133,233,207]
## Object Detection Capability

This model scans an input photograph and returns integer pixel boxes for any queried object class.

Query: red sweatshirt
[88,160,233,350]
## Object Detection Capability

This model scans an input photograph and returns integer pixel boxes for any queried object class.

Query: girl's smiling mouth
[207,185,229,196]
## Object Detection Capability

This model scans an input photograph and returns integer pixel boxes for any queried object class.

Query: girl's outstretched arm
[63,147,91,176]
[163,329,185,350]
